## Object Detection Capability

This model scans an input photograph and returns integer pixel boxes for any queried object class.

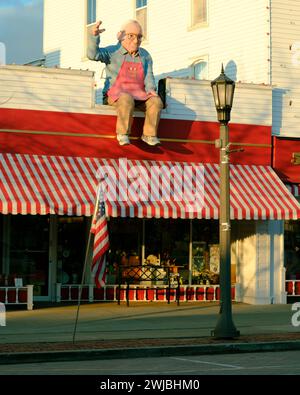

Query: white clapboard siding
[163,79,272,126]
[43,0,270,94]
[271,0,300,137]
[149,0,269,84]
[0,66,272,127]
[0,65,95,111]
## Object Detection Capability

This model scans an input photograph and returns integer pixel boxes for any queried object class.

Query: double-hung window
[193,60,208,80]
[85,0,97,58]
[87,0,97,25]
[135,0,147,40]
[191,0,207,27]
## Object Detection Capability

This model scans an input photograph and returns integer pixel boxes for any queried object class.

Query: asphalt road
[1,350,300,376]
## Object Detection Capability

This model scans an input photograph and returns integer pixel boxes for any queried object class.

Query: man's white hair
[119,19,142,33]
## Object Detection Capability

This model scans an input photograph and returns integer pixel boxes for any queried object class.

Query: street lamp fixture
[211,65,240,339]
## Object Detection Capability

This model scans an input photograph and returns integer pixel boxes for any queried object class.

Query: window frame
[134,0,148,41]
[87,0,97,26]
[189,0,208,30]
[190,57,209,80]
[83,0,97,62]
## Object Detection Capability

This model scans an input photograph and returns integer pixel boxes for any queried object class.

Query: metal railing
[0,285,33,310]
[286,280,300,297]
[117,264,181,306]
[56,283,236,303]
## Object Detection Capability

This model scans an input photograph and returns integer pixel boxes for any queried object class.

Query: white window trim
[82,0,97,61]
[189,55,209,80]
[133,0,149,43]
[86,0,97,26]
[188,0,208,31]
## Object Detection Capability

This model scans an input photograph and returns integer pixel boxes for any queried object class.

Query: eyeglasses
[125,33,143,41]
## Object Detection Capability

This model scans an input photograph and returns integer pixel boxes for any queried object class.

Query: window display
[9,215,49,296]
[57,217,88,284]
[108,218,221,285]
[285,220,300,279]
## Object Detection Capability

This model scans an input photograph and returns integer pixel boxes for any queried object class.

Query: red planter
[0,290,5,302]
[106,287,115,301]
[70,287,79,300]
[179,287,185,301]
[136,288,146,300]
[156,288,166,301]
[127,289,135,301]
[146,288,155,301]
[231,286,235,300]
[196,287,205,301]
[286,281,294,295]
[7,289,17,303]
[166,288,176,301]
[206,287,215,301]
[94,288,105,300]
[186,287,195,301]
[18,289,27,303]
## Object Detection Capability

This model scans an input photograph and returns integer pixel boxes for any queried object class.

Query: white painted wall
[43,0,270,103]
[0,67,272,129]
[43,0,300,138]
[164,79,272,125]
[234,220,286,304]
[271,0,300,138]
[0,65,94,112]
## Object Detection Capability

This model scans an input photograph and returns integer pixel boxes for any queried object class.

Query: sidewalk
[1,302,300,364]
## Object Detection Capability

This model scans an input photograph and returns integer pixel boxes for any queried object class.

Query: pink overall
[107,55,162,136]
[107,56,153,101]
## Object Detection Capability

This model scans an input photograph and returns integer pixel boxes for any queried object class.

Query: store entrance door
[8,215,51,301]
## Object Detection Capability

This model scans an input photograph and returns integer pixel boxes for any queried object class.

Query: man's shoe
[141,135,161,146]
[117,134,130,146]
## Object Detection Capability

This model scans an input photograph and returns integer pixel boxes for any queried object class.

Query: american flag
[90,197,109,288]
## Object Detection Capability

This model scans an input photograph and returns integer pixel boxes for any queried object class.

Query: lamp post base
[211,314,240,339]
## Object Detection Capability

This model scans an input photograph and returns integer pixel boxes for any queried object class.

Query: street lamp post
[211,65,240,339]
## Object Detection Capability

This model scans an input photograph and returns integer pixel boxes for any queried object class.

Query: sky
[0,0,44,64]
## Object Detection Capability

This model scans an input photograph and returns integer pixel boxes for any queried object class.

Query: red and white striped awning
[0,153,299,220]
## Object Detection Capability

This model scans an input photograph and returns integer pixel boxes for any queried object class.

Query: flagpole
[72,187,101,344]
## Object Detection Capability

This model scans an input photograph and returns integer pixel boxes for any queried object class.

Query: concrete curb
[1,340,300,365]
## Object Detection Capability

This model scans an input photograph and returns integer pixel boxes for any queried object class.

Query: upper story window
[85,0,97,60]
[192,60,208,80]
[87,0,97,25]
[191,0,207,27]
[136,0,147,40]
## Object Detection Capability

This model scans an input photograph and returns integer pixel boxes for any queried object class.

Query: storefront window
[192,219,219,284]
[9,215,50,296]
[284,220,300,279]
[0,215,3,283]
[144,218,190,281]
[108,218,221,285]
[57,217,88,284]
[108,217,141,262]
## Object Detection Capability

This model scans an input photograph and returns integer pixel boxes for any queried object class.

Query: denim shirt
[87,35,157,99]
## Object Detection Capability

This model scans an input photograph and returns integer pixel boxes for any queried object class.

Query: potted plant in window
[197,269,216,285]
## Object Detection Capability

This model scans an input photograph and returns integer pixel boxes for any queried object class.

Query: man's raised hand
[92,21,106,36]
